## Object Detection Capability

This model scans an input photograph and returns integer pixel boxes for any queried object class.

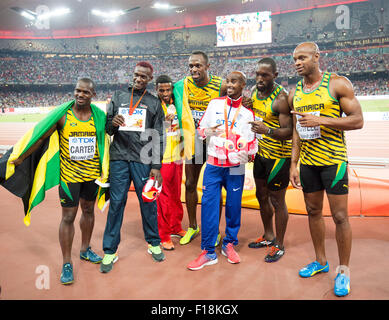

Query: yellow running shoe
[179,226,200,245]
[215,233,221,247]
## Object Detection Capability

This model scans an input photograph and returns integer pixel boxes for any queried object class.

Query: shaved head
[228,71,247,84]
[294,42,320,55]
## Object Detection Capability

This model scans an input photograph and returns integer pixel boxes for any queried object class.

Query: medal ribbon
[129,87,147,115]
[223,98,242,138]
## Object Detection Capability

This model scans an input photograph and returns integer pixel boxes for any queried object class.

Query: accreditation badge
[118,107,147,132]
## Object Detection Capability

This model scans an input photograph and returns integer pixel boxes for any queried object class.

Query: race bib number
[118,107,147,132]
[296,111,321,140]
[69,136,96,161]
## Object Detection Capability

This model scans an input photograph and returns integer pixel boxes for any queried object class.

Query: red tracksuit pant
[157,162,184,242]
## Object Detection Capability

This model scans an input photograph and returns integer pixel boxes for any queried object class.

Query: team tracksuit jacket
[197,95,257,254]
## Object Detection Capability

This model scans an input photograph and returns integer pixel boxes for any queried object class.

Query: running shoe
[60,263,74,285]
[334,273,351,297]
[80,247,103,264]
[264,244,285,263]
[179,226,200,245]
[187,250,218,270]
[215,233,221,247]
[161,240,175,250]
[148,244,166,262]
[171,230,186,238]
[221,243,241,264]
[248,235,275,248]
[299,261,329,278]
[100,253,118,273]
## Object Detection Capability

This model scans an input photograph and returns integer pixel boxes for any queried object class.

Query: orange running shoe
[221,243,241,264]
[161,240,175,250]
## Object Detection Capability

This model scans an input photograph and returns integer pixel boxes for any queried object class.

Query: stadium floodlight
[20,10,36,21]
[37,8,71,20]
[152,2,171,10]
[91,9,126,18]
[10,7,37,20]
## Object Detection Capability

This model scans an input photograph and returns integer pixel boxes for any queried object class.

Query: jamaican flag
[0,100,110,226]
[173,78,195,160]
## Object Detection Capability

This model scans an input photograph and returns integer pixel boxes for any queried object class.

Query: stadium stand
[0,0,388,107]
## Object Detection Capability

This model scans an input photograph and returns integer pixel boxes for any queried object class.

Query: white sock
[335,265,350,278]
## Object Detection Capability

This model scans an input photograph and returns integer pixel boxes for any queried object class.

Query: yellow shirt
[252,85,291,159]
[293,71,347,166]
[161,101,182,163]
[59,108,100,182]
[186,75,223,128]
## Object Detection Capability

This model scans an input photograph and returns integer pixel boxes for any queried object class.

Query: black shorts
[300,162,349,195]
[253,155,291,191]
[59,180,99,207]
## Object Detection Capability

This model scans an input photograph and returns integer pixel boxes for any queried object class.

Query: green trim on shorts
[267,158,286,184]
[60,180,73,201]
[331,161,347,189]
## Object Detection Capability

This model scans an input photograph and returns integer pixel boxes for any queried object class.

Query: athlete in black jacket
[101,62,166,273]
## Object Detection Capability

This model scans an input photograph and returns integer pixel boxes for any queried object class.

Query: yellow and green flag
[173,78,196,160]
[0,100,109,226]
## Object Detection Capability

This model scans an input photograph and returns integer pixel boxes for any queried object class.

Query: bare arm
[11,122,60,166]
[291,75,363,131]
[250,91,292,141]
[288,88,302,189]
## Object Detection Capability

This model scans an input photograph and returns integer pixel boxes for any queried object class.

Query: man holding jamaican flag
[0,78,110,285]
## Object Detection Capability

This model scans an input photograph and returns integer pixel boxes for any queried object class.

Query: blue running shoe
[334,273,350,297]
[80,247,103,264]
[299,261,329,278]
[60,263,74,285]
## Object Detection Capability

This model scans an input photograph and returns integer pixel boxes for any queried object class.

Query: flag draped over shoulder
[173,77,195,160]
[0,100,109,226]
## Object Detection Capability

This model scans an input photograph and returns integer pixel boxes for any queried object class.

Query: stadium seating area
[0,0,387,108]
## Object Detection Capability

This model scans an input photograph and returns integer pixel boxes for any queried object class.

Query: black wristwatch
[266,127,274,136]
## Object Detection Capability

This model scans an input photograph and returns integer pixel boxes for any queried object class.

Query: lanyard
[161,98,173,114]
[223,98,242,138]
[129,87,147,115]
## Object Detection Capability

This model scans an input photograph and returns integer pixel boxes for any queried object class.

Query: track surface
[0,121,388,300]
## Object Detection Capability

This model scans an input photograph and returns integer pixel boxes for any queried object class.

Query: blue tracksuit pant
[103,160,161,254]
[201,164,245,254]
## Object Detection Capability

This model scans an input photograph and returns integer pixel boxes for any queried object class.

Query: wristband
[266,127,274,136]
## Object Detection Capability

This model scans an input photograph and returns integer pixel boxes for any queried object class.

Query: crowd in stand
[1,50,388,85]
[1,77,387,108]
[0,43,388,108]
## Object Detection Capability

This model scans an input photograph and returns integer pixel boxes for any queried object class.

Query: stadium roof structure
[0,0,369,39]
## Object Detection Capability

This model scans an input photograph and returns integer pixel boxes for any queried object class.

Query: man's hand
[248,121,268,135]
[289,165,302,190]
[204,124,224,137]
[165,113,175,122]
[291,111,322,127]
[242,96,254,110]
[150,169,162,187]
[10,158,22,167]
[237,151,249,164]
[112,114,125,127]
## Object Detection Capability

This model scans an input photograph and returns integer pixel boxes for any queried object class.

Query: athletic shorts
[253,154,291,191]
[300,162,349,195]
[59,180,99,207]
